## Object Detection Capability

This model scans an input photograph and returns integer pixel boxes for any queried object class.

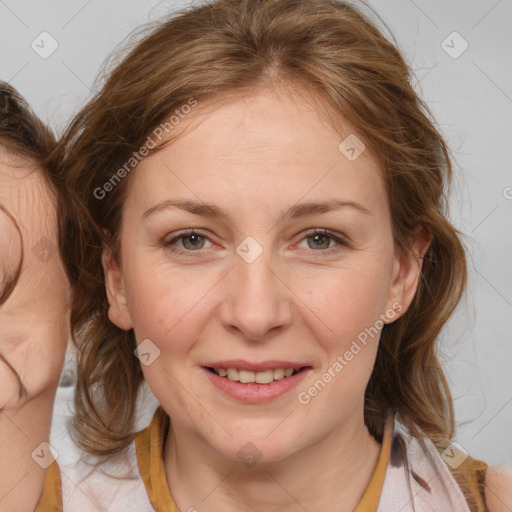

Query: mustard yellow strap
[34,460,63,512]
[135,407,179,512]
[136,407,393,512]
[354,412,394,512]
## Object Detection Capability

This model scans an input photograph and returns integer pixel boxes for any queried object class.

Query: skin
[103,85,432,512]
[0,148,70,512]
[486,467,512,512]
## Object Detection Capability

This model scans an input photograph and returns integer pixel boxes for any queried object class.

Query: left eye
[297,229,347,252]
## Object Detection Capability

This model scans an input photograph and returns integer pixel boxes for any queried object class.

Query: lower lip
[202,367,311,403]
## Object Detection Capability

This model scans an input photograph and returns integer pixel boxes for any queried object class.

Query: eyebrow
[143,198,371,223]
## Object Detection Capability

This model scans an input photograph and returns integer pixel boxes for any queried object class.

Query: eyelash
[162,228,349,257]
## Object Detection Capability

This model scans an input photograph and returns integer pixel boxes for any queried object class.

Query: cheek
[302,260,392,347]
[122,256,214,352]
[295,270,386,418]
[123,245,393,344]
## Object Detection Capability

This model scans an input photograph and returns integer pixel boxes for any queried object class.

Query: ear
[384,228,433,323]
[102,245,133,331]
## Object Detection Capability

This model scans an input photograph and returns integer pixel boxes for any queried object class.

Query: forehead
[127,87,386,216]
[0,145,51,192]
[0,149,67,316]
[0,148,56,233]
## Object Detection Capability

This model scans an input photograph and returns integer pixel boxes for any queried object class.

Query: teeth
[213,367,300,384]
[239,370,255,383]
[227,368,239,381]
[255,370,274,384]
[273,368,285,380]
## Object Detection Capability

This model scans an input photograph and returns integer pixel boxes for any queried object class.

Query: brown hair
[0,82,55,165]
[55,0,468,483]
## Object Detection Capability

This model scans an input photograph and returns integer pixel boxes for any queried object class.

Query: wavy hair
[54,0,467,480]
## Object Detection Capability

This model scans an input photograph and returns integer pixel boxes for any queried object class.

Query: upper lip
[203,360,311,372]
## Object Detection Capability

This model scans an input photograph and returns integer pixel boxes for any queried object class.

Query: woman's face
[105,87,425,462]
[0,150,70,409]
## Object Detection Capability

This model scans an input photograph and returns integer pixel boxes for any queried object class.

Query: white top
[50,383,160,511]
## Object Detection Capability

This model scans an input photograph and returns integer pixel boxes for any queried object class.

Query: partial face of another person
[104,86,425,463]
[0,148,69,410]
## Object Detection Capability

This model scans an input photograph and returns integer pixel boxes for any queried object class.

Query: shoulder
[59,439,150,510]
[485,465,512,512]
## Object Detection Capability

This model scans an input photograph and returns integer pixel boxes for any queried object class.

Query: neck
[163,408,382,512]
[0,392,55,512]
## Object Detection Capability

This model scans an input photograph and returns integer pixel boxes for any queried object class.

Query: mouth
[203,366,309,384]
[201,360,313,402]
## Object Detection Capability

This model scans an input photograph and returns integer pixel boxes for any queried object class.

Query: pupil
[185,234,203,249]
[311,234,328,249]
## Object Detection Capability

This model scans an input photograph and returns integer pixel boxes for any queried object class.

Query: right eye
[162,229,214,256]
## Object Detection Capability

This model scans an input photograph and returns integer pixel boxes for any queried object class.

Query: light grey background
[1,0,510,466]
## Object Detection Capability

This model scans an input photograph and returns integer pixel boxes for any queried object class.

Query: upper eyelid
[164,228,211,244]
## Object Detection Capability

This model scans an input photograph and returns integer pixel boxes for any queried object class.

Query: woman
[0,82,70,511]
[48,0,512,510]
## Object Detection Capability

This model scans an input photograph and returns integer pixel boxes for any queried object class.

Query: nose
[218,247,294,342]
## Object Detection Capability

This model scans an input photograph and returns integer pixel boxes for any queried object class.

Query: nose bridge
[219,235,292,340]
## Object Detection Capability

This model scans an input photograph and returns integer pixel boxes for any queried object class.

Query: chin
[202,423,309,466]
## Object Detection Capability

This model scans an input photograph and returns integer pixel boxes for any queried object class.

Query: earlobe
[102,246,133,331]
[385,230,433,322]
